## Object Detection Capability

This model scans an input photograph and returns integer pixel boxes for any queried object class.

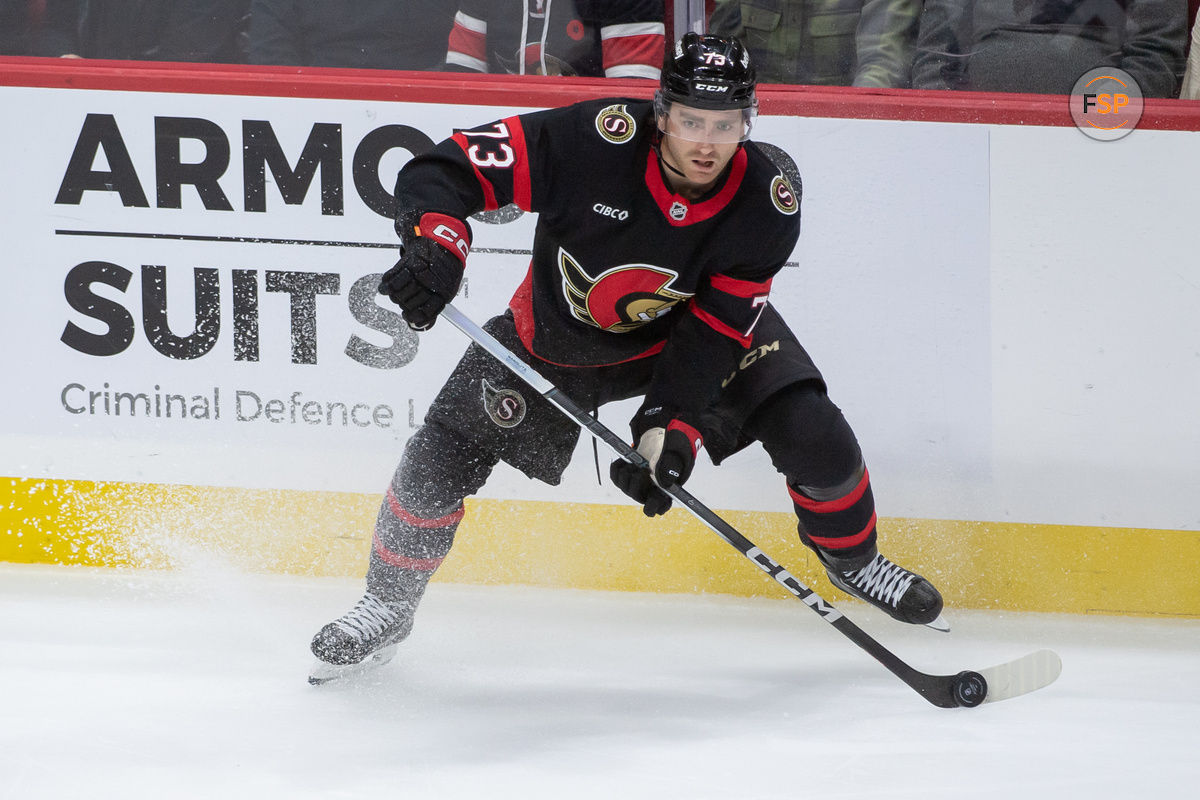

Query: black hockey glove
[380,211,472,331]
[610,420,704,517]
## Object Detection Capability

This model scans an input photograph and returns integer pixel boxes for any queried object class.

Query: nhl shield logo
[669,201,688,221]
[481,379,527,428]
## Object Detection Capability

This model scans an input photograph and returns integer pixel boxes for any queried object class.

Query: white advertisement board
[1,83,1193,532]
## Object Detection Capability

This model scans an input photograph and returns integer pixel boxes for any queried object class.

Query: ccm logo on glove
[656,420,703,485]
[380,210,472,331]
[610,419,704,517]
[418,213,471,263]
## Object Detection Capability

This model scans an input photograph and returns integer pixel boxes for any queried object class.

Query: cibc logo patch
[481,379,527,428]
[595,104,637,144]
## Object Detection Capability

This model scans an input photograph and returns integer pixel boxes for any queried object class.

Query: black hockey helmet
[655,33,757,143]
[659,32,757,111]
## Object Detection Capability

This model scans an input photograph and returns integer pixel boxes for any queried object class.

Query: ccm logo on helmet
[593,203,630,221]
[694,83,729,93]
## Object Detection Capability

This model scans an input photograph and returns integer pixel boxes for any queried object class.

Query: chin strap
[650,134,689,180]
[652,139,743,195]
[657,149,689,180]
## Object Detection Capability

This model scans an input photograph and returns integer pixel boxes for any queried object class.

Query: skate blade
[307,645,398,686]
[925,614,951,633]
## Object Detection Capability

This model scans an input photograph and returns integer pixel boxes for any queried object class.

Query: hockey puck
[952,671,987,707]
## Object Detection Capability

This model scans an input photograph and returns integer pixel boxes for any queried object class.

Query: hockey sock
[787,463,878,571]
[366,490,461,604]
[365,422,496,602]
[741,383,879,570]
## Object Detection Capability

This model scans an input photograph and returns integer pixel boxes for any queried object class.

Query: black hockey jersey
[394,98,802,426]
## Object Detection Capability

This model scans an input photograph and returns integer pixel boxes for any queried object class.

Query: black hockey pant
[366,382,879,600]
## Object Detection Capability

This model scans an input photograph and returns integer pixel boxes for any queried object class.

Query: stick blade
[978,649,1062,705]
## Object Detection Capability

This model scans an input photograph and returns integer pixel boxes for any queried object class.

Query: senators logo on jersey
[770,175,799,215]
[559,247,693,333]
[595,104,637,144]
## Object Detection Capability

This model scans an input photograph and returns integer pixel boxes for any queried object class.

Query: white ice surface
[2,562,1197,800]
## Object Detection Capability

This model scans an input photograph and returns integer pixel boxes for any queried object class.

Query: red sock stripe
[806,512,877,550]
[372,531,446,572]
[786,467,871,513]
[385,487,465,529]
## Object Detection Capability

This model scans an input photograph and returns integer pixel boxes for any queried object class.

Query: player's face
[658,105,743,197]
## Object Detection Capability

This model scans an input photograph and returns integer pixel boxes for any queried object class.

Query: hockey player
[310,33,945,675]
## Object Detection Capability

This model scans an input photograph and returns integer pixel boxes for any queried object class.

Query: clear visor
[655,96,756,144]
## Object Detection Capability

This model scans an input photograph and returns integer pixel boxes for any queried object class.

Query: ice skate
[308,592,416,684]
[821,552,947,630]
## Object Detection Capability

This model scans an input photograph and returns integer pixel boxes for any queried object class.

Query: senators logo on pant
[481,379,527,428]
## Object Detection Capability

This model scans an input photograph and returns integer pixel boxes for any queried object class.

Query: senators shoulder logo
[559,247,693,333]
[770,174,799,215]
[595,104,637,144]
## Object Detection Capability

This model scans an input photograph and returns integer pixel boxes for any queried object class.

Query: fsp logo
[1070,68,1144,142]
[1083,93,1127,114]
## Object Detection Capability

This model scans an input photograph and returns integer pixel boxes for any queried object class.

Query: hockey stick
[439,303,1062,708]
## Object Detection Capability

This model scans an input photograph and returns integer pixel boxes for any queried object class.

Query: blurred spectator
[249,0,454,70]
[1,0,38,55]
[1182,12,1199,97]
[445,0,664,77]
[912,0,1187,98]
[33,0,249,61]
[708,0,920,87]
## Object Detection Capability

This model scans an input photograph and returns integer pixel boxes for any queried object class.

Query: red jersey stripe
[689,303,753,347]
[450,131,499,211]
[710,272,773,298]
[506,115,533,210]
